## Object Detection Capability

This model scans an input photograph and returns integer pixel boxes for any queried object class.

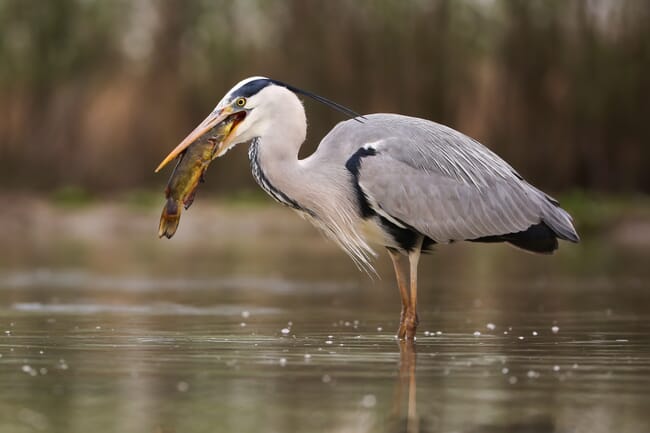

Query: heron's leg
[387,248,410,339]
[404,236,424,340]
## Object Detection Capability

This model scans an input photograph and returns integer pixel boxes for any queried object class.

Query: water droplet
[325,340,333,345]
[551,326,560,334]
[21,365,32,373]
[376,327,383,332]
[508,376,518,384]
[95,326,101,330]
[361,394,377,408]
[176,381,189,392]
[572,363,579,369]
[503,331,508,335]
[553,365,561,372]
[486,323,496,331]
[279,358,287,367]
[473,331,481,337]
[501,367,509,374]
[280,328,290,335]
[518,336,524,340]
[39,368,48,375]
[241,311,250,319]
[532,331,538,336]
[436,331,442,336]
[240,322,246,327]
[527,370,539,379]
[304,354,312,361]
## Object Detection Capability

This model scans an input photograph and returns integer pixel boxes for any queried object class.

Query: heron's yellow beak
[154,106,243,173]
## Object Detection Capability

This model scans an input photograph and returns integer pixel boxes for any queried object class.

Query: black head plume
[269,79,365,123]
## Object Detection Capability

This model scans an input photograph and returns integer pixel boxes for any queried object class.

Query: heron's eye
[235,97,246,107]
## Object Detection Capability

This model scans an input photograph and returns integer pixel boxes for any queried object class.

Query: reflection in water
[393,341,419,433]
[391,343,565,433]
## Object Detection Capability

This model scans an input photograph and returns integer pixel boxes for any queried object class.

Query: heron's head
[156,77,302,172]
[155,76,362,172]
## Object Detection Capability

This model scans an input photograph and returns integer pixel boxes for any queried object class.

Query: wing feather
[345,114,578,243]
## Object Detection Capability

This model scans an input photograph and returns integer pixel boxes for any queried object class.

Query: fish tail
[158,197,181,239]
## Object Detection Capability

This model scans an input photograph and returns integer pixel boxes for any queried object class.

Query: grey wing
[347,114,579,244]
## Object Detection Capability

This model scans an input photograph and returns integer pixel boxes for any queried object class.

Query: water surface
[0,204,649,432]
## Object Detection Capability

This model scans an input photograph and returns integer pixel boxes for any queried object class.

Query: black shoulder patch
[345,146,376,176]
[231,79,274,98]
[345,147,377,218]
[345,146,433,252]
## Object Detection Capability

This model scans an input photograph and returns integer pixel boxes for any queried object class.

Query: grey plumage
[319,114,578,249]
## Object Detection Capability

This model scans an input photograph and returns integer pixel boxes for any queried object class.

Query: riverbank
[3,190,650,247]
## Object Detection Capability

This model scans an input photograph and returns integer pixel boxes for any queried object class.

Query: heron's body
[156,77,579,339]
[249,112,577,270]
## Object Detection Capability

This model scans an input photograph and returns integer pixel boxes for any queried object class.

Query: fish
[157,117,235,239]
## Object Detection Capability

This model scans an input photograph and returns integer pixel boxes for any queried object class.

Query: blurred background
[1,2,650,432]
[1,0,649,196]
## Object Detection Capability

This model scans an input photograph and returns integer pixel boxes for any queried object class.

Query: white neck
[247,122,375,272]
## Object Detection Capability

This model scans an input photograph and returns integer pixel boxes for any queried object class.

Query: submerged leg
[404,236,423,340]
[387,248,411,339]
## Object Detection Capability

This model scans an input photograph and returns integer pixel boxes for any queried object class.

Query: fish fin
[183,189,197,210]
[158,197,181,239]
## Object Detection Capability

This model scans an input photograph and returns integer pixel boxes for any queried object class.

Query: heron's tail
[540,196,580,244]
[158,197,181,239]
[469,197,579,254]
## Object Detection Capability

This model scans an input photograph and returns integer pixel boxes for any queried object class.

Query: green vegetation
[559,190,650,235]
[43,186,650,236]
[49,185,95,208]
[118,189,161,210]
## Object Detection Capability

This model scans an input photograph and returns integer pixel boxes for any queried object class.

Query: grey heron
[156,76,579,340]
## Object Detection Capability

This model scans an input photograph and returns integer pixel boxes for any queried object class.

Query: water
[1,203,649,432]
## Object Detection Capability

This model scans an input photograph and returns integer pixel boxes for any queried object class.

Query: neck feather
[248,138,311,214]
[248,136,376,273]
